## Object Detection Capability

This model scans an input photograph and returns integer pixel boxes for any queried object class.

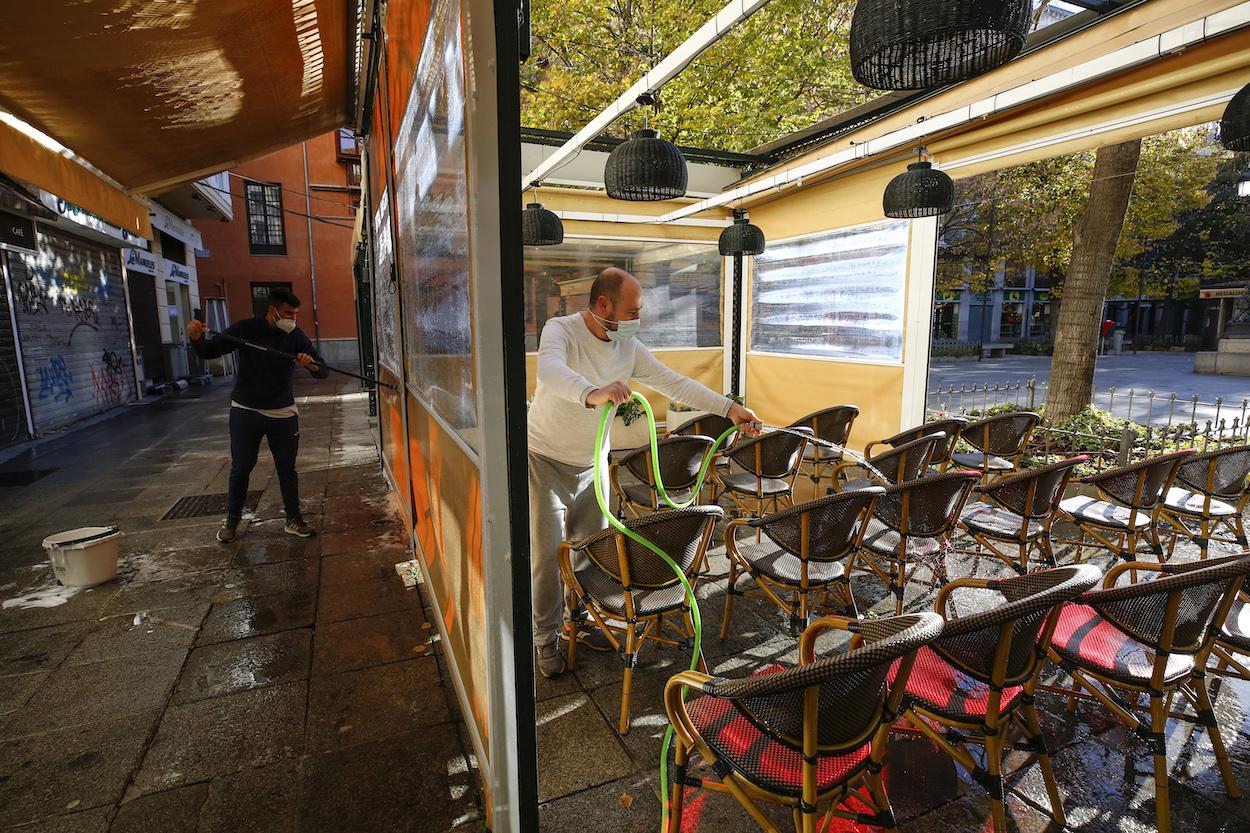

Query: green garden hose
[590,394,739,833]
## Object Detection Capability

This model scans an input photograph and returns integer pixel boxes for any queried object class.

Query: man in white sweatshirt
[528,267,759,678]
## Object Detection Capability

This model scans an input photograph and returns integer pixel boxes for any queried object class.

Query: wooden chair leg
[894,559,906,616]
[1149,694,1172,833]
[668,741,688,833]
[863,769,899,833]
[619,622,638,735]
[721,565,736,640]
[1024,703,1066,826]
[984,732,1008,833]
[1194,676,1241,798]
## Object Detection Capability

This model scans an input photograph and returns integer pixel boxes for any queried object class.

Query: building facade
[192,130,362,366]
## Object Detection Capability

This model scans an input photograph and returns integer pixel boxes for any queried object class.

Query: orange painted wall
[191,131,359,340]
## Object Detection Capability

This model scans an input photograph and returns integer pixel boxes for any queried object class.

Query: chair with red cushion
[959,455,1087,574]
[1041,554,1250,833]
[1057,449,1194,563]
[852,471,981,614]
[664,612,944,833]
[894,565,1101,833]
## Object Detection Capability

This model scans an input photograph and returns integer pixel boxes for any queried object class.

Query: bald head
[588,267,641,307]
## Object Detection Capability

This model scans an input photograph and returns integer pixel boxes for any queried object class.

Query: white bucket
[42,526,124,587]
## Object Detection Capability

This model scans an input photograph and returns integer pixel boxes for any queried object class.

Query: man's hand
[586,382,632,407]
[187,319,208,341]
[295,353,320,372]
[727,402,762,436]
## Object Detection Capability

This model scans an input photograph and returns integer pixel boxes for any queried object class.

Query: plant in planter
[610,398,653,449]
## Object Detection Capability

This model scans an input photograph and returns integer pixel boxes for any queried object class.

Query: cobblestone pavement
[0,377,481,833]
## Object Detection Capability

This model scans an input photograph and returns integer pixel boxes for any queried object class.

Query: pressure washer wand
[207,330,398,391]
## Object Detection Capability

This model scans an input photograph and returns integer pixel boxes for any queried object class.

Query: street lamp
[1238,169,1250,200]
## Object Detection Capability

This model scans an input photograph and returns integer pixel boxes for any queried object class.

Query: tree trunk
[1044,139,1142,422]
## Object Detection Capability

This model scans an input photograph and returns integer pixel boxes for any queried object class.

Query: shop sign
[50,197,146,247]
[0,210,36,253]
[1034,291,1051,302]
[934,291,960,302]
[1200,287,1245,299]
[124,247,159,276]
[1003,291,1025,302]
[164,259,192,284]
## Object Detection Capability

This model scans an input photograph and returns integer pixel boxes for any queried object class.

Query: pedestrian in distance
[187,287,329,543]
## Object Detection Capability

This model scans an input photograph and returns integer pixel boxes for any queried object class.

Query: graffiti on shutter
[5,226,136,434]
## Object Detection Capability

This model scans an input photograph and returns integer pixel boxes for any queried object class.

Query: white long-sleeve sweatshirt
[527,312,733,468]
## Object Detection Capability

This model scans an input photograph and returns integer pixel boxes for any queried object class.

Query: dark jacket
[192,317,330,409]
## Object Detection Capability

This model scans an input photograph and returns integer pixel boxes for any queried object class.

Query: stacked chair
[559,506,722,733]
[1057,449,1193,563]
[664,612,943,833]
[722,488,883,635]
[950,412,1040,479]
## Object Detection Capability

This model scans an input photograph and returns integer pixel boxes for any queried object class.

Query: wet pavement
[535,476,1250,833]
[0,378,481,833]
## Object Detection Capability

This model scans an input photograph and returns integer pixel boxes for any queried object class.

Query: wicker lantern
[850,0,1031,90]
[604,128,688,201]
[883,159,954,218]
[521,202,563,246]
[1220,83,1250,152]
[718,212,765,256]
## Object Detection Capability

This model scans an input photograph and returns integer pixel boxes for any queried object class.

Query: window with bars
[245,182,286,255]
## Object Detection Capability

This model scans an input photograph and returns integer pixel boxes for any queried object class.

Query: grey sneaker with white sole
[217,516,241,544]
[536,640,566,678]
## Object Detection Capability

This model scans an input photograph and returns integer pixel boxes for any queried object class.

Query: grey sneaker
[216,516,240,544]
[536,640,566,678]
[563,623,614,652]
[284,517,316,538]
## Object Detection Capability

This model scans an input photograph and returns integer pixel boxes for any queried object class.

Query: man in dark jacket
[188,287,329,543]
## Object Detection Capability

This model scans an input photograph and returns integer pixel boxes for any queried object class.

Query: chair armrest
[664,670,716,749]
[799,615,860,664]
[934,576,995,618]
[863,441,884,460]
[1103,561,1166,588]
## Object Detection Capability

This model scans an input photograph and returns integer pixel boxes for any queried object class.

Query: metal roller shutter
[5,226,137,434]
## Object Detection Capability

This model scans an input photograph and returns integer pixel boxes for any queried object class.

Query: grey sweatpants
[529,450,609,646]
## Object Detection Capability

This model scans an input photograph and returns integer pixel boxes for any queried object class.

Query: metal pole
[730,252,743,397]
[302,141,322,349]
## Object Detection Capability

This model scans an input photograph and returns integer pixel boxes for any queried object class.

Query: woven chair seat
[1059,496,1153,530]
[1220,599,1250,652]
[721,472,792,496]
[1050,604,1193,687]
[803,447,843,463]
[685,670,873,798]
[573,566,689,616]
[730,537,845,586]
[1163,488,1238,517]
[842,476,885,492]
[951,452,1014,471]
[892,646,1024,722]
[621,483,695,508]
[960,504,1043,540]
[861,518,945,559]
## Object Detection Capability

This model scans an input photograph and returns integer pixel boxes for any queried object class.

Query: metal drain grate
[162,491,263,520]
[0,469,58,488]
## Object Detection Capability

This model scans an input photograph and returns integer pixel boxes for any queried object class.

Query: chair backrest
[978,455,1088,519]
[747,487,885,563]
[700,612,943,752]
[620,435,715,492]
[961,412,1041,457]
[1088,449,1194,511]
[670,413,735,440]
[789,405,860,446]
[575,506,723,589]
[874,471,980,539]
[933,565,1102,689]
[884,418,969,466]
[1085,553,1250,655]
[1175,444,1250,500]
[726,428,811,479]
[868,434,942,484]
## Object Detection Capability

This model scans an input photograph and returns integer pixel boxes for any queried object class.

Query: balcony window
[245,182,286,255]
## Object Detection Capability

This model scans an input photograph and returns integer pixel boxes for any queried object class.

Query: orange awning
[0,0,354,199]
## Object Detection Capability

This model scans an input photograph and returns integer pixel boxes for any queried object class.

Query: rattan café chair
[1042,553,1250,833]
[719,427,812,518]
[950,412,1041,479]
[790,405,860,489]
[893,565,1101,833]
[1057,449,1193,564]
[864,416,969,475]
[664,612,944,833]
[854,471,981,615]
[723,488,884,636]
[559,506,722,734]
[1159,444,1250,558]
[959,455,1087,574]
[611,434,715,518]
[669,413,737,501]
[832,433,942,492]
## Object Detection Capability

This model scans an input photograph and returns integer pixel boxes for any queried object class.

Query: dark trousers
[228,407,301,519]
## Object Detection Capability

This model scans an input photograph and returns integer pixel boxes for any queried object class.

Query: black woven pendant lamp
[1220,83,1250,152]
[883,150,955,218]
[850,0,1031,90]
[521,196,563,246]
[719,210,765,256]
[604,94,687,201]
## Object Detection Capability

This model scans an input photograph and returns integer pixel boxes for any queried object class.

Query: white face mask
[275,316,296,334]
[589,309,640,343]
